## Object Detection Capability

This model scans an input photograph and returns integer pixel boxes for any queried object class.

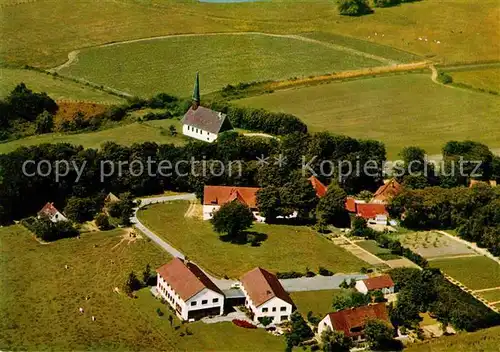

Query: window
[280,315,288,321]
[191,301,197,306]
[262,307,268,313]
[202,300,208,305]
[213,298,219,303]
[280,307,287,312]
[272,307,276,312]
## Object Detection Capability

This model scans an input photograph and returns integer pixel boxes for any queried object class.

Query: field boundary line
[427,254,481,261]
[473,286,500,293]
[436,231,500,266]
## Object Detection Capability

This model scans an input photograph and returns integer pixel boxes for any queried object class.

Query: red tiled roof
[308,176,328,198]
[38,202,60,218]
[373,179,403,203]
[203,186,260,208]
[156,258,222,301]
[356,203,388,219]
[345,197,357,213]
[362,275,395,291]
[327,303,390,338]
[240,267,294,307]
[181,106,232,134]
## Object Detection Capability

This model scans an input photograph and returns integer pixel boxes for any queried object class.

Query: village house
[356,203,389,225]
[240,267,294,324]
[372,178,403,204]
[181,73,232,143]
[156,258,225,321]
[308,176,328,198]
[318,303,391,342]
[355,274,395,295]
[38,202,67,223]
[203,185,261,220]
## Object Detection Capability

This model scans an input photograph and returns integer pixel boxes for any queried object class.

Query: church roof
[182,106,232,134]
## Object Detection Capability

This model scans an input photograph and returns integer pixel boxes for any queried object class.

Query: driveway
[280,274,368,292]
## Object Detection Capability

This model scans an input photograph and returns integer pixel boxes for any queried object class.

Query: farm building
[355,203,388,225]
[372,178,403,204]
[37,202,67,223]
[240,267,294,324]
[308,176,328,198]
[181,73,232,142]
[355,274,395,295]
[318,303,391,342]
[156,258,224,321]
[202,185,261,220]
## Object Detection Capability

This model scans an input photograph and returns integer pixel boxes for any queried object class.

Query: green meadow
[236,73,500,158]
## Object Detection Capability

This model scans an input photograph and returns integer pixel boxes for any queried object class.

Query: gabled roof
[203,185,260,208]
[105,192,120,203]
[345,197,357,213]
[308,176,328,198]
[327,303,390,338]
[240,267,294,307]
[156,258,223,302]
[356,203,388,219]
[181,106,232,134]
[373,179,403,203]
[38,202,61,218]
[361,274,395,291]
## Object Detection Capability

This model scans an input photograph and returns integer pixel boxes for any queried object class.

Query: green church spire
[192,72,200,105]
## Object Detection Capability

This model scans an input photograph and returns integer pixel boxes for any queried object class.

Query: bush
[95,213,112,230]
[232,319,257,329]
[437,72,453,84]
[277,271,304,279]
[156,308,164,317]
[318,267,334,276]
[337,0,373,16]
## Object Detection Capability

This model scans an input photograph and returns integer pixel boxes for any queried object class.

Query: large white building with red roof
[318,303,391,342]
[203,185,261,220]
[240,267,294,324]
[156,258,224,321]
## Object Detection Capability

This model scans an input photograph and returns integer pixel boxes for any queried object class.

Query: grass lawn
[0,119,185,154]
[0,68,124,104]
[137,201,368,278]
[290,290,342,318]
[430,256,500,291]
[450,67,500,93]
[405,326,500,352]
[0,225,284,350]
[2,1,498,67]
[356,240,400,260]
[59,33,382,97]
[477,289,500,303]
[236,73,500,157]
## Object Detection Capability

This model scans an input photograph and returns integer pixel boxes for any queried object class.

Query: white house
[37,202,67,223]
[355,274,395,295]
[181,73,232,143]
[203,185,261,220]
[318,303,391,342]
[156,258,225,321]
[240,267,294,324]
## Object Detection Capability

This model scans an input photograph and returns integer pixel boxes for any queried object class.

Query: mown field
[0,68,124,103]
[236,73,500,157]
[0,119,185,154]
[0,225,284,350]
[137,201,367,278]
[430,256,500,291]
[478,289,500,303]
[450,67,500,93]
[59,34,383,97]
[404,325,500,352]
[2,0,498,68]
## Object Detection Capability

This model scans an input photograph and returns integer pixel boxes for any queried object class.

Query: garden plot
[399,231,476,259]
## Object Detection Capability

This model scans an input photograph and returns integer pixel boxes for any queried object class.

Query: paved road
[131,194,196,260]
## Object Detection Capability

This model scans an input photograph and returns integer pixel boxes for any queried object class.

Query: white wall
[183,124,217,143]
[318,315,333,336]
[241,285,293,324]
[203,205,220,220]
[355,281,368,294]
[156,274,224,320]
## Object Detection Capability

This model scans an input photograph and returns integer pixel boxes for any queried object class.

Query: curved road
[131,194,368,291]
